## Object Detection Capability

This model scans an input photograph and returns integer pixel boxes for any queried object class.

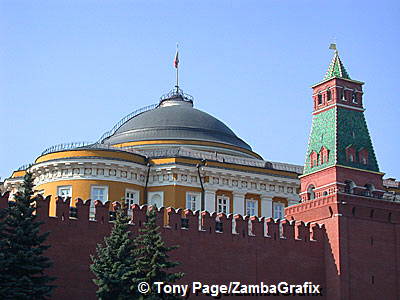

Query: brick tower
[285,47,400,300]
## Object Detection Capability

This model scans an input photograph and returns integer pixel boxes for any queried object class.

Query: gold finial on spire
[329,37,337,52]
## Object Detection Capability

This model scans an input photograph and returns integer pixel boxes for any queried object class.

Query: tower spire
[324,44,351,80]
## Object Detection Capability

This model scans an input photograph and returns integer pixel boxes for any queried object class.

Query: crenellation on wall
[94,200,111,224]
[295,221,310,241]
[35,195,52,220]
[182,208,200,233]
[310,223,325,241]
[281,219,295,239]
[265,217,279,240]
[249,215,264,237]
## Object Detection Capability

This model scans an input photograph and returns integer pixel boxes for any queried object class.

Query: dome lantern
[159,87,194,108]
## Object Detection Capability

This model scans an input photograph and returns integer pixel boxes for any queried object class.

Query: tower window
[307,185,316,200]
[346,145,356,162]
[365,184,374,197]
[359,148,369,165]
[317,94,323,105]
[352,91,358,103]
[344,180,355,194]
[340,89,346,101]
[327,89,332,101]
[310,151,318,167]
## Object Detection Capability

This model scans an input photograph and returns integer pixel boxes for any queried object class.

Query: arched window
[359,148,369,165]
[352,90,358,103]
[327,89,332,101]
[346,145,356,163]
[340,89,346,101]
[352,207,356,216]
[328,206,333,217]
[308,185,316,200]
[320,146,329,164]
[310,151,318,168]
[149,193,163,208]
[364,184,374,197]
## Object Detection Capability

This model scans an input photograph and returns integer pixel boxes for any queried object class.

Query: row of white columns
[204,190,274,218]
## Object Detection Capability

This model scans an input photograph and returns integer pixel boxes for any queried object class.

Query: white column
[261,195,273,218]
[204,189,216,212]
[233,192,245,216]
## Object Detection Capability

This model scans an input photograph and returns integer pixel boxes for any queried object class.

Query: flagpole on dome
[174,44,180,93]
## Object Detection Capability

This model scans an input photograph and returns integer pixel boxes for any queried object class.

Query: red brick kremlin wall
[286,193,400,300]
[0,193,326,300]
[2,192,400,299]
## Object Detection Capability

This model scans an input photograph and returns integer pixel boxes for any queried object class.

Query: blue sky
[0,0,399,180]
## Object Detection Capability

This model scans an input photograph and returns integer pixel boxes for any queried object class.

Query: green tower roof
[324,50,351,80]
[303,107,380,176]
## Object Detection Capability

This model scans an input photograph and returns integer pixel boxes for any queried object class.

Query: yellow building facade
[3,88,302,218]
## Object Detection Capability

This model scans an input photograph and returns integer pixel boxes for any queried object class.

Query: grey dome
[103,105,252,151]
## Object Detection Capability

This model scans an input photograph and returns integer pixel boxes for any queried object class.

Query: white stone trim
[313,103,365,115]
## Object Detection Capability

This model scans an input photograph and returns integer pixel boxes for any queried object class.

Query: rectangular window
[90,186,108,220]
[273,202,285,219]
[186,192,200,211]
[57,186,72,199]
[217,195,230,214]
[246,199,258,216]
[317,94,322,105]
[125,189,139,216]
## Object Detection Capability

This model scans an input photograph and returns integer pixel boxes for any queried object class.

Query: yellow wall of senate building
[2,87,315,219]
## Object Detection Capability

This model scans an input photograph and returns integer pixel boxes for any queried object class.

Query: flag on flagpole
[174,50,179,68]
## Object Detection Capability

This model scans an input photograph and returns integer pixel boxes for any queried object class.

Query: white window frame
[57,185,72,199]
[216,195,230,214]
[90,185,109,220]
[246,199,258,216]
[186,192,201,211]
[125,189,140,214]
[273,202,285,220]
